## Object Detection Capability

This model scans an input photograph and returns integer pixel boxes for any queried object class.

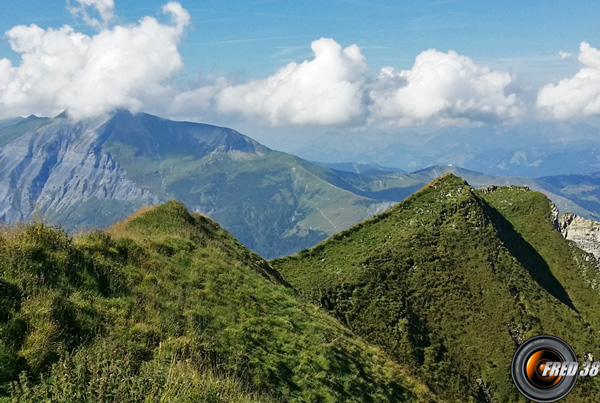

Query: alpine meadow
[3,0,600,402]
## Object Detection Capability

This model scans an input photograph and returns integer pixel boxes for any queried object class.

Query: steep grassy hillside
[274,174,600,402]
[0,201,438,402]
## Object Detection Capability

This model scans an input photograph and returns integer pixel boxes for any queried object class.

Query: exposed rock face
[557,212,600,259]
[551,202,560,231]
[0,116,160,226]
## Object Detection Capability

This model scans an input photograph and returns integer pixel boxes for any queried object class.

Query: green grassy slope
[479,185,600,329]
[273,174,600,402]
[0,201,439,402]
[106,137,396,258]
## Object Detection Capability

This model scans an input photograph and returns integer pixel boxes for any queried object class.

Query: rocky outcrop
[557,212,600,259]
[0,115,160,227]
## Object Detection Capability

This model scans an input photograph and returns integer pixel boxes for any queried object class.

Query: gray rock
[0,116,160,226]
[557,212,600,260]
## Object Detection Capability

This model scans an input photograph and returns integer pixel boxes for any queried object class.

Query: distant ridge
[313,161,406,175]
[0,110,419,258]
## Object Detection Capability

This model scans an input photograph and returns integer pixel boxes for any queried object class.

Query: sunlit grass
[0,201,437,402]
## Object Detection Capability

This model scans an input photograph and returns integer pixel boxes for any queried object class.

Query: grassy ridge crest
[0,201,438,402]
[273,174,600,402]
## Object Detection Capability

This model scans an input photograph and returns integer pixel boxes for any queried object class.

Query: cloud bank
[537,42,600,120]
[2,1,599,128]
[211,42,522,127]
[216,38,368,126]
[369,49,523,126]
[0,1,189,120]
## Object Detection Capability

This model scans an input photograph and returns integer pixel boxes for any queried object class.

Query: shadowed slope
[480,199,577,311]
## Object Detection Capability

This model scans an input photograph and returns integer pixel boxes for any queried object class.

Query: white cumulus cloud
[368,49,523,126]
[0,1,190,120]
[0,2,529,128]
[537,42,600,120]
[216,38,368,126]
[212,41,523,127]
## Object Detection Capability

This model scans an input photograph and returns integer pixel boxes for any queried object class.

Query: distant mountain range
[311,161,407,175]
[1,110,599,259]
[0,111,422,258]
[293,122,600,177]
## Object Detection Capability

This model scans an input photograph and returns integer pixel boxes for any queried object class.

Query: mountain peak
[275,176,600,401]
[99,110,264,157]
[402,172,473,206]
[427,172,468,187]
[109,201,197,237]
[54,110,69,119]
[108,201,294,285]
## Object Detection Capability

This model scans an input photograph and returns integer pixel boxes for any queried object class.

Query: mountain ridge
[273,173,600,401]
[2,110,600,260]
[0,110,413,258]
[3,173,600,401]
[0,199,441,402]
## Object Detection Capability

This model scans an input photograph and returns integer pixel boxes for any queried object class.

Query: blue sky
[1,0,600,144]
[178,0,591,83]
[1,0,592,82]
